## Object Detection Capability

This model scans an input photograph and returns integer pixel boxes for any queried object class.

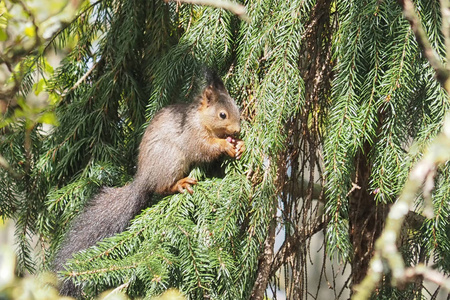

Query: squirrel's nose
[232,126,240,137]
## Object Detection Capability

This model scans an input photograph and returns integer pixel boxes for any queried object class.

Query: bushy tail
[53,182,151,297]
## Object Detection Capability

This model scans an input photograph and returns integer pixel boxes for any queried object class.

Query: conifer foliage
[2,0,450,299]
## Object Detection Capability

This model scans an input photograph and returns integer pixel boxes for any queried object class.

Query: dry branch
[165,0,249,21]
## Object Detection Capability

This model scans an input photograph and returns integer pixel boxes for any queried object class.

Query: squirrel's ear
[201,85,216,107]
[204,69,226,92]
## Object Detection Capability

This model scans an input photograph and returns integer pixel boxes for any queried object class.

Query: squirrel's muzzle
[229,125,241,138]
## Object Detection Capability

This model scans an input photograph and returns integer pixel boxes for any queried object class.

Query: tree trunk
[349,142,389,288]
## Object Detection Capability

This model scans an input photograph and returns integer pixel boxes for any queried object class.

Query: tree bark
[250,215,276,300]
[349,142,389,288]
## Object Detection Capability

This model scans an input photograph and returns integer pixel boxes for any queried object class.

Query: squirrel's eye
[219,112,227,119]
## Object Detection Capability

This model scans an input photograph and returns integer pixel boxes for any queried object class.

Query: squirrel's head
[198,81,241,139]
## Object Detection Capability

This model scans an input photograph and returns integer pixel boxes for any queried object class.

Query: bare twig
[269,222,325,278]
[165,0,249,22]
[440,0,450,64]
[405,264,450,292]
[398,0,450,89]
[0,154,21,179]
[102,280,131,299]
[16,0,41,51]
[60,62,98,97]
[345,182,361,197]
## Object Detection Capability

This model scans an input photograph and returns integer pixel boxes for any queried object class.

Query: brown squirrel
[53,70,244,297]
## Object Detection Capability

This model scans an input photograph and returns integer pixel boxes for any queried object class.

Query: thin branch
[43,0,104,54]
[16,0,40,51]
[269,222,325,278]
[60,62,98,97]
[0,153,21,179]
[165,0,249,22]
[405,264,450,293]
[440,0,450,64]
[102,280,131,299]
[398,0,450,89]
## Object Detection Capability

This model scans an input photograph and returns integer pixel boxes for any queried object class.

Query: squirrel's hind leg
[169,177,198,194]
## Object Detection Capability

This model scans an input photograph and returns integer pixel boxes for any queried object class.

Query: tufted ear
[201,85,217,107]
[205,69,226,92]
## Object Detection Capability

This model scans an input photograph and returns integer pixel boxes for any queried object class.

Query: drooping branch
[353,116,450,299]
[352,2,450,298]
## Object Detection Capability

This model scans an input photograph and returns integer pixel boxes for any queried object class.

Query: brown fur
[135,81,243,195]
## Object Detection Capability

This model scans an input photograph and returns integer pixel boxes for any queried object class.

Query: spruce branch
[82,225,147,264]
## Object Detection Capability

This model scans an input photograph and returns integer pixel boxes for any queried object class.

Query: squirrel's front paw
[223,137,237,158]
[235,140,245,160]
[226,137,245,160]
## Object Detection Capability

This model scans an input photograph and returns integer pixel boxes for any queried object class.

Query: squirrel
[52,70,245,297]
